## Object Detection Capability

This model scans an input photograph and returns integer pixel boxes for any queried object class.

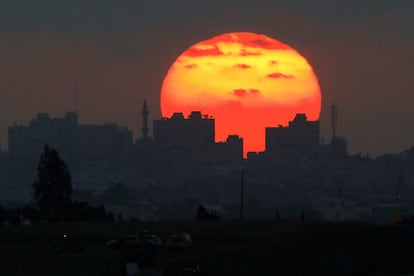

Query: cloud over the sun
[249,39,272,47]
[234,63,251,69]
[267,72,293,79]
[184,64,198,69]
[232,88,261,98]
[239,48,262,56]
[184,45,223,57]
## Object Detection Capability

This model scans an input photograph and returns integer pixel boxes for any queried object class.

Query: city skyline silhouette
[0,1,412,158]
[0,2,413,275]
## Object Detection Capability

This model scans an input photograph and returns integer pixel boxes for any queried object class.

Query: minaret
[141,100,150,140]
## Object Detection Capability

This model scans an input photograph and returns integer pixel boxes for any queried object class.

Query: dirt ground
[0,220,414,275]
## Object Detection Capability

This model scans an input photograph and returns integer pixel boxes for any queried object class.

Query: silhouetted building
[9,112,132,165]
[8,112,79,162]
[224,135,244,161]
[6,106,414,223]
[153,111,214,150]
[7,112,133,192]
[215,135,244,165]
[266,113,319,158]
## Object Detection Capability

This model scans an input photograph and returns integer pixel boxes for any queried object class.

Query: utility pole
[240,169,245,221]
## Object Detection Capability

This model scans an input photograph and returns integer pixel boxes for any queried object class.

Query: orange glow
[161,32,321,156]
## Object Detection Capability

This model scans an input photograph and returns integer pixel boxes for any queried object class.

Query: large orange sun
[161,32,321,156]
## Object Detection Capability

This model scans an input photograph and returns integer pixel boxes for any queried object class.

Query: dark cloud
[184,64,197,69]
[240,48,261,56]
[184,46,223,57]
[234,64,251,69]
[232,89,261,98]
[267,72,293,79]
[233,89,247,97]
[249,39,272,47]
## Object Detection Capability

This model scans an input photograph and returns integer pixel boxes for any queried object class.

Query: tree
[32,144,72,217]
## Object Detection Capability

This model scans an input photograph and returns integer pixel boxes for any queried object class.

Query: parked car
[106,235,145,249]
[139,231,163,248]
[166,232,192,251]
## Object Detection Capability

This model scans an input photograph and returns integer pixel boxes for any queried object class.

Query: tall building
[214,135,244,166]
[8,112,79,165]
[266,113,320,158]
[153,111,214,150]
[7,112,134,191]
[151,111,244,178]
[8,112,133,164]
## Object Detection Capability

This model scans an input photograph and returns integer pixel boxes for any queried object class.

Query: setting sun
[161,32,321,156]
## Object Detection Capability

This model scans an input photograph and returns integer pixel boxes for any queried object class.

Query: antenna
[141,99,150,140]
[331,105,338,141]
[74,80,78,114]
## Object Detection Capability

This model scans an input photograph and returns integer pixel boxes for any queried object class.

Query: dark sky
[0,0,413,156]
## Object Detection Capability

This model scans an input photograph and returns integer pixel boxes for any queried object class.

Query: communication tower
[331,105,338,141]
[141,100,150,140]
